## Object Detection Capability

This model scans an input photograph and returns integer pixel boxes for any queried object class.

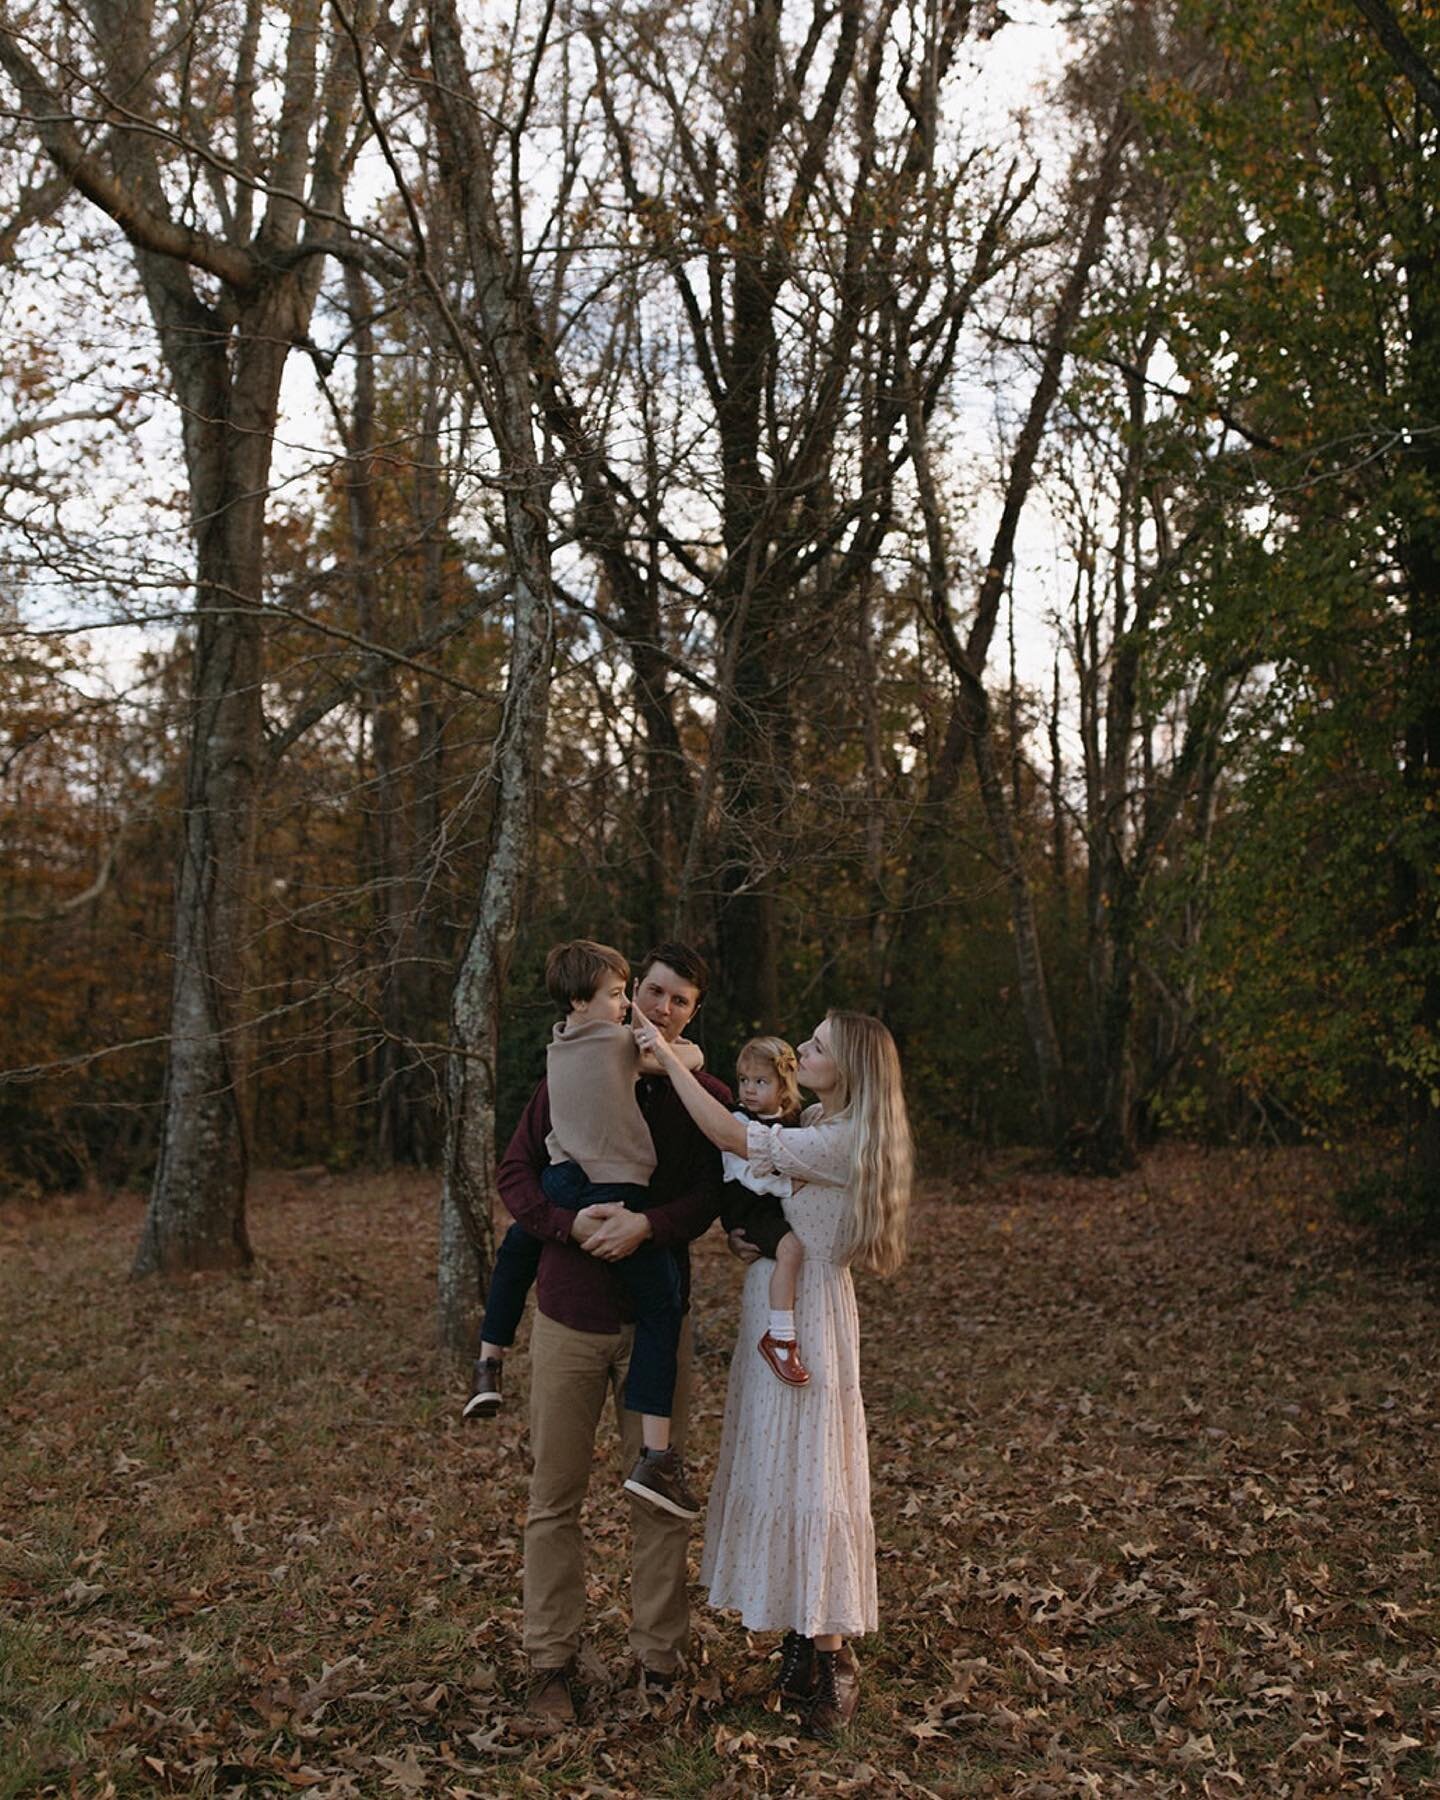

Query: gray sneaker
[623,1448,702,1520]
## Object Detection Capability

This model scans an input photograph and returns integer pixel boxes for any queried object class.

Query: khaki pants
[524,1307,694,1673]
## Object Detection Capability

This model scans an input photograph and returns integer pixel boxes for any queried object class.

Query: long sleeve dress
[698,1106,878,1638]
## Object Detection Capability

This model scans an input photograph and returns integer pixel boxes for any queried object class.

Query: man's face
[634,962,701,1041]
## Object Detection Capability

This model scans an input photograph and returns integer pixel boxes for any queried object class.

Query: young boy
[464,939,705,1520]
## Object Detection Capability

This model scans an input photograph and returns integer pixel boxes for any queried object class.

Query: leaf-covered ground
[2,1150,1438,1797]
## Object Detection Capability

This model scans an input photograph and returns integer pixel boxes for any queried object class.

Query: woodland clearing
[2,1149,1437,1797]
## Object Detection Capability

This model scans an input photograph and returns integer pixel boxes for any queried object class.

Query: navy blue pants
[479,1163,682,1418]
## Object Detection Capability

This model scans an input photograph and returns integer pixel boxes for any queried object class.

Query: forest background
[2,0,1439,1350]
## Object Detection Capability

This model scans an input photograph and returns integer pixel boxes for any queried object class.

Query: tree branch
[1351,0,1440,129]
[966,105,1133,675]
[2,812,129,925]
[262,573,514,762]
[0,23,258,291]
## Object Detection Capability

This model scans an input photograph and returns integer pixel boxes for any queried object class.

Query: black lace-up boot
[776,1630,815,1702]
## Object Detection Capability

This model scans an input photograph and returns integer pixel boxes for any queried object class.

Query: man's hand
[726,1227,763,1266]
[575,1202,653,1261]
[569,1209,603,1247]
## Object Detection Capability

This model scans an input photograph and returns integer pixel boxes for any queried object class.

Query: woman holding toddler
[633,1008,912,1737]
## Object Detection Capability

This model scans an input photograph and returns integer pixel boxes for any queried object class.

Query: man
[495,941,731,1723]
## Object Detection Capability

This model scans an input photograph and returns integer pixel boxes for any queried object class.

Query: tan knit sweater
[544,1016,656,1186]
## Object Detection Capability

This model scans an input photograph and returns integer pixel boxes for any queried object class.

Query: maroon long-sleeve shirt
[495,1070,733,1334]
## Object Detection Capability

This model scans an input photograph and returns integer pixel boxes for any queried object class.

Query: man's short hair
[636,940,710,999]
[545,939,630,1011]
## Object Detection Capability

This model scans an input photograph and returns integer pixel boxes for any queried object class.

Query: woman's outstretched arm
[632,1018,749,1153]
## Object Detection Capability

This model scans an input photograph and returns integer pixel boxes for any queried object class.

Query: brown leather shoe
[758,1331,810,1386]
[462,1356,504,1419]
[526,1661,577,1725]
[623,1448,702,1519]
[636,1663,677,1705]
[806,1644,860,1738]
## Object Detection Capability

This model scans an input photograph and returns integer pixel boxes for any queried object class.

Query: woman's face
[795,1020,839,1097]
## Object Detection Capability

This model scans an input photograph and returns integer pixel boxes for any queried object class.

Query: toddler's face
[738,1063,782,1114]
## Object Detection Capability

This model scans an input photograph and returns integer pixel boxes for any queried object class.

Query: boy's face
[737,1062,782,1115]
[573,971,629,1025]
[633,961,701,1041]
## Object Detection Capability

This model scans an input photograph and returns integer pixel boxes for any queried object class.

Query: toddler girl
[721,1035,809,1385]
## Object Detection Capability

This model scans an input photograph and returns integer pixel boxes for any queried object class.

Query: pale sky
[4,1,1081,720]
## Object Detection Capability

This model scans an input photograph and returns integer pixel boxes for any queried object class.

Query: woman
[632,1009,912,1735]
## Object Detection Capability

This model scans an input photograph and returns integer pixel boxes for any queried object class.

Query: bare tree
[413,0,561,1353]
[899,105,1132,1142]
[541,0,1039,1031]
[0,1,378,1271]
[1062,389,1248,1169]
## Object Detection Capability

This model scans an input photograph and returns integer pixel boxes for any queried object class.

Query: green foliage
[1139,0,1440,1147]
[1335,1165,1440,1250]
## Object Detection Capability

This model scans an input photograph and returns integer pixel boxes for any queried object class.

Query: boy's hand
[575,1202,652,1261]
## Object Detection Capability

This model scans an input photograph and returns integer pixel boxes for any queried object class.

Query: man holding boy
[495,941,730,1723]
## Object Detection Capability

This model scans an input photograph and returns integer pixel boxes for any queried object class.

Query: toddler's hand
[726,1228,763,1266]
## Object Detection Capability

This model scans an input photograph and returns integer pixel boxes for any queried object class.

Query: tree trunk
[1400,242,1440,1192]
[858,578,890,1010]
[0,0,368,1269]
[438,565,553,1351]
[1077,854,1141,1174]
[134,290,298,1272]
[963,671,1067,1141]
[425,0,558,1355]
[397,369,452,1168]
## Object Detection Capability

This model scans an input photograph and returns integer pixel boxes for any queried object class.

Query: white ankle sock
[769,1310,797,1342]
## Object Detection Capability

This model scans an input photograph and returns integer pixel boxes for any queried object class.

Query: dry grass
[2,1149,1437,1796]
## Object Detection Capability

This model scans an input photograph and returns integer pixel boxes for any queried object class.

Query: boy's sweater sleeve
[495,1080,577,1245]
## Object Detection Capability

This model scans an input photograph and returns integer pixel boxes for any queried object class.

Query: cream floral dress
[698,1106,877,1638]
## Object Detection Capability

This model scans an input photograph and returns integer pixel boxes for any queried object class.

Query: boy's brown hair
[545,939,630,1012]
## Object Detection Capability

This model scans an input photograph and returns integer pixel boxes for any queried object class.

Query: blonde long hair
[825,1011,913,1278]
